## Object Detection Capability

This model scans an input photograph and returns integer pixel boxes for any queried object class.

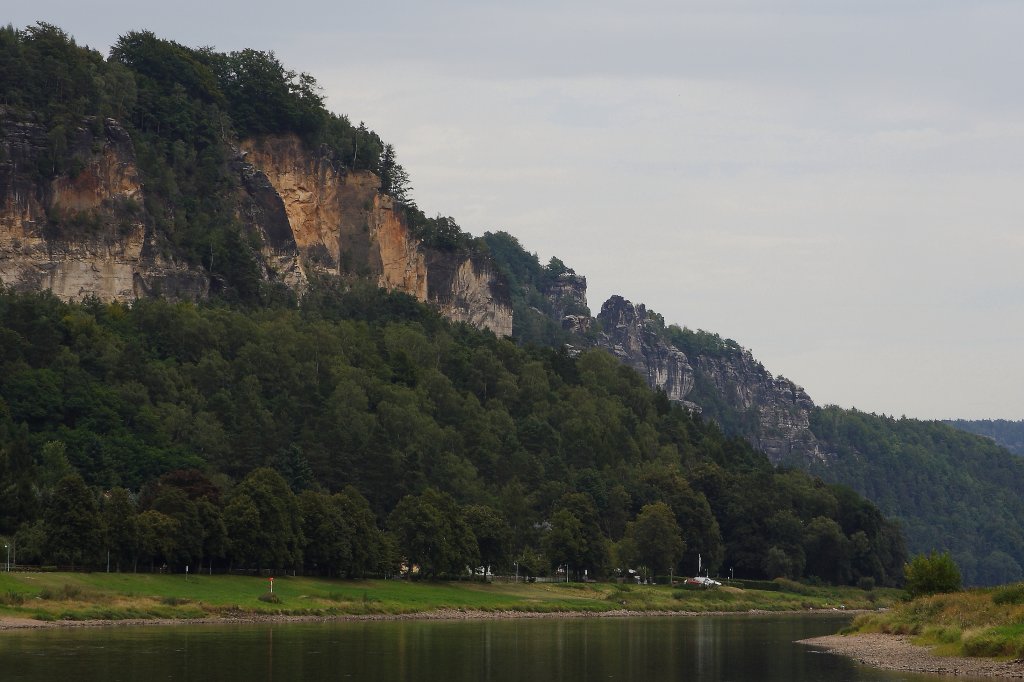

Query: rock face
[239,135,511,336]
[0,119,511,336]
[425,251,513,338]
[689,350,823,463]
[554,277,822,464]
[0,113,207,301]
[594,296,696,405]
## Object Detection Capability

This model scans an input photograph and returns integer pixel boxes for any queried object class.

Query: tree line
[0,286,905,583]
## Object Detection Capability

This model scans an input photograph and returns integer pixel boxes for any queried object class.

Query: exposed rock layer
[595,296,695,405]
[0,114,207,301]
[551,274,822,465]
[0,119,511,336]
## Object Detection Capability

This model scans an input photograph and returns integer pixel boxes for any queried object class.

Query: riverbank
[0,605,867,631]
[799,633,1024,678]
[0,572,895,627]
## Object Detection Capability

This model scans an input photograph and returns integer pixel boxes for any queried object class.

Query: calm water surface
[0,614,985,682]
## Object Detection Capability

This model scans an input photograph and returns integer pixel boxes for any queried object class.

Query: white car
[685,576,722,587]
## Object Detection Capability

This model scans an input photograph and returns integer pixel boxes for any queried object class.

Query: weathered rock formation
[688,349,823,463]
[549,275,822,464]
[595,296,696,405]
[239,135,511,336]
[0,112,207,301]
[0,118,511,336]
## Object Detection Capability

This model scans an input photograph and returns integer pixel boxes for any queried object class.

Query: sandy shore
[0,607,859,631]
[799,633,1024,678]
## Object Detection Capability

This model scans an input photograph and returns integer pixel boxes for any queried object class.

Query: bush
[258,592,281,604]
[772,578,812,595]
[992,584,1024,605]
[904,552,962,598]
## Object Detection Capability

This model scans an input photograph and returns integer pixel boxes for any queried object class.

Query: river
[0,614,984,681]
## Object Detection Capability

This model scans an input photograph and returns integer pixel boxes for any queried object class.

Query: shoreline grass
[0,572,897,624]
[845,583,1024,659]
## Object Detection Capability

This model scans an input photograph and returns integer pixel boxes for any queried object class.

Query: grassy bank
[846,584,1024,659]
[0,572,896,623]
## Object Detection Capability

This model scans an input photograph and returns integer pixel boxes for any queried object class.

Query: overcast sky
[9,1,1023,420]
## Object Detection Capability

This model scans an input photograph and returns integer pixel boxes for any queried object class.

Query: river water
[0,614,982,681]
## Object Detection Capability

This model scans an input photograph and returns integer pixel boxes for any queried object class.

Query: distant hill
[946,420,1024,456]
[3,22,1019,588]
[0,24,904,586]
[480,234,1024,586]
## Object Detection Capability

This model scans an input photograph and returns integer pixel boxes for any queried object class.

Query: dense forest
[807,409,1024,586]
[946,419,1024,457]
[0,286,905,584]
[0,23,908,586]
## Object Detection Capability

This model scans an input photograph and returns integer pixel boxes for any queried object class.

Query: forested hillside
[947,419,1024,457]
[476,234,1024,586]
[806,409,1024,586]
[0,287,904,584]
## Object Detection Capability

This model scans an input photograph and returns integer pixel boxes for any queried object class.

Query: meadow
[0,572,896,623]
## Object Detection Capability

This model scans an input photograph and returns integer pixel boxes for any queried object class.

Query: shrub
[904,552,962,598]
[992,584,1024,605]
[772,578,812,595]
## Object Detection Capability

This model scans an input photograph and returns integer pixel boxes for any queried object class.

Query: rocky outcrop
[426,251,513,338]
[594,296,696,405]
[549,277,821,464]
[0,112,207,301]
[0,119,510,336]
[690,350,823,464]
[240,135,511,335]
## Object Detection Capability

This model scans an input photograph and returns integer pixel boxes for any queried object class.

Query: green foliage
[620,502,684,577]
[904,551,962,597]
[225,468,304,570]
[44,474,101,568]
[0,286,903,585]
[406,213,475,251]
[809,407,1024,586]
[481,231,582,346]
[946,419,1024,456]
[991,584,1024,605]
[388,488,478,578]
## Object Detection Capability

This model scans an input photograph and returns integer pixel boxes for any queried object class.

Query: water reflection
[0,614,991,682]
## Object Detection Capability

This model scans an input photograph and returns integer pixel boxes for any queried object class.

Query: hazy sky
[8,2,1023,420]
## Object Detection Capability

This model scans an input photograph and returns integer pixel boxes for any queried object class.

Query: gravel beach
[799,633,1024,678]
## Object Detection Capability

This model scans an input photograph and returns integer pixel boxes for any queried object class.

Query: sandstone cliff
[595,296,695,405]
[688,349,823,464]
[239,135,511,336]
[0,111,207,301]
[545,271,823,465]
[0,117,511,336]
